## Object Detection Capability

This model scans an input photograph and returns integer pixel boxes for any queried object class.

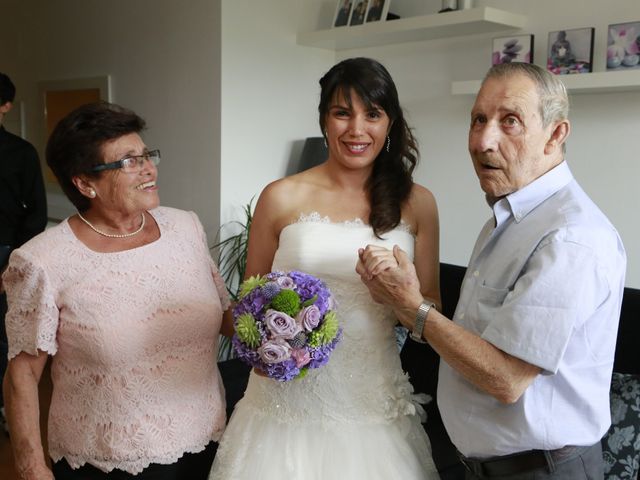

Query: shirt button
[473,270,480,277]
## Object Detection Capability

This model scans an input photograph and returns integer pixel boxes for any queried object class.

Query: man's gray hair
[483,63,569,127]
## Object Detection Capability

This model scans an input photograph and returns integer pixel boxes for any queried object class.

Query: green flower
[308,311,339,347]
[296,367,309,380]
[235,313,261,348]
[269,289,301,317]
[239,275,267,299]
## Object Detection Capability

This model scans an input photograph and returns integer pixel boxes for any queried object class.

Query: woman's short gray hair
[483,63,569,127]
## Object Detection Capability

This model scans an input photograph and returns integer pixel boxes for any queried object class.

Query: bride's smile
[325,88,390,171]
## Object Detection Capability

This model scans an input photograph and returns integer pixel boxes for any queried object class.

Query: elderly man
[357,62,626,479]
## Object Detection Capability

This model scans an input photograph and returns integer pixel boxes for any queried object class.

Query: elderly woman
[2,102,229,480]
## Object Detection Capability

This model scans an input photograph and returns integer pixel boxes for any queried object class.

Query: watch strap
[409,301,434,344]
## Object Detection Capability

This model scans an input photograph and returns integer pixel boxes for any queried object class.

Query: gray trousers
[464,443,604,480]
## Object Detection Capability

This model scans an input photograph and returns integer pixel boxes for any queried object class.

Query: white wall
[1,0,638,286]
[0,0,222,240]
[220,0,640,286]
[296,0,640,286]
[219,0,334,224]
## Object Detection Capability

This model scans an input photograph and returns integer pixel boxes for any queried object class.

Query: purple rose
[296,305,321,332]
[258,339,291,364]
[291,348,311,368]
[264,309,302,339]
[276,276,295,289]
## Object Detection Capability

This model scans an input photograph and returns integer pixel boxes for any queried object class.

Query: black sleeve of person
[16,142,48,247]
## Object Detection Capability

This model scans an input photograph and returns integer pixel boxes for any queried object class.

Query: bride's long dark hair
[318,57,418,238]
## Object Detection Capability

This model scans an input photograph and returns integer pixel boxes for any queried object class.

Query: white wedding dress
[210,214,439,479]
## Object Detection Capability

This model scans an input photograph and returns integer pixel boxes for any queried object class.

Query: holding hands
[357,244,399,280]
[356,245,424,313]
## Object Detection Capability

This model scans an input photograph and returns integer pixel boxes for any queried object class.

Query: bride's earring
[323,132,328,148]
[386,135,391,153]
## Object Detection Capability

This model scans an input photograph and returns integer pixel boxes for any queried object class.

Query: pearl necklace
[77,212,146,238]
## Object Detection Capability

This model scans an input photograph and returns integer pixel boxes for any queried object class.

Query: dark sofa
[218,262,640,479]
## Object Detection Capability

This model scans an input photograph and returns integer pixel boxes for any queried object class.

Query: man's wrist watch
[409,301,435,344]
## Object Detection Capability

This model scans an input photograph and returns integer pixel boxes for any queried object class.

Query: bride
[210,57,441,479]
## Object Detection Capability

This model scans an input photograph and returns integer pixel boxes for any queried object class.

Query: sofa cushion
[602,372,640,479]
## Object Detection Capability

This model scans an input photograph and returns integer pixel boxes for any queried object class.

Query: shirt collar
[490,161,574,225]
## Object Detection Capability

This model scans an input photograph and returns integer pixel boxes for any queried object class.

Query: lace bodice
[3,207,230,474]
[238,214,425,425]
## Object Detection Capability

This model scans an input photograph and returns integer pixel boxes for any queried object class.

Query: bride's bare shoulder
[262,166,325,199]
[256,166,327,225]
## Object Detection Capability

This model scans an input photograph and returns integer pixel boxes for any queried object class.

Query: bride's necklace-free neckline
[77,212,146,238]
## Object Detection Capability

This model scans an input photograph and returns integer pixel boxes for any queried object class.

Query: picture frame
[333,0,354,28]
[547,28,594,75]
[492,34,534,66]
[350,0,369,26]
[365,0,390,23]
[606,21,640,71]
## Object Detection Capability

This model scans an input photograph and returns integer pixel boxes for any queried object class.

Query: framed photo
[365,0,390,23]
[606,21,640,71]
[547,28,594,74]
[333,0,353,28]
[350,0,369,26]
[492,35,534,65]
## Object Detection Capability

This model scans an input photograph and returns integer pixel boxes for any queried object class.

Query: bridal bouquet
[232,271,341,382]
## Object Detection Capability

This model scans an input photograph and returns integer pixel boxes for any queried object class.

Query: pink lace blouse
[4,207,230,474]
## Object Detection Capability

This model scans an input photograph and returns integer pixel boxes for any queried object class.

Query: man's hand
[356,245,423,311]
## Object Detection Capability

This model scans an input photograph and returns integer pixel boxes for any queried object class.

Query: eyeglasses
[90,149,161,173]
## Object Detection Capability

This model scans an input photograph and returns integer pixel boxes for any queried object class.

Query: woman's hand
[357,245,423,311]
[356,245,399,280]
[253,367,268,378]
[4,351,51,480]
[17,463,54,480]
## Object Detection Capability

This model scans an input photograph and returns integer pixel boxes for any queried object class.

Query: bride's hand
[356,245,398,280]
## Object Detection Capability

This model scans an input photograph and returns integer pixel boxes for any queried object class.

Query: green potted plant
[212,200,253,361]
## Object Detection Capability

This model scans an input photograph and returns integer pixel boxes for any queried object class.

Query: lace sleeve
[4,248,59,359]
[188,211,231,311]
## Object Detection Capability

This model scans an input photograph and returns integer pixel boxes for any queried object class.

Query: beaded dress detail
[209,213,439,479]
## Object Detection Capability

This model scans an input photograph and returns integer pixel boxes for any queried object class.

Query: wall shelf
[451,70,640,95]
[297,7,526,51]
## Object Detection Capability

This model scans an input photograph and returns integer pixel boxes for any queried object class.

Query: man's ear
[545,119,570,155]
[0,101,13,115]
